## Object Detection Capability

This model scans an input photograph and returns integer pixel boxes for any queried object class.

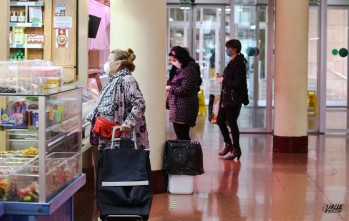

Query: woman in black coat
[166,46,202,140]
[216,39,249,160]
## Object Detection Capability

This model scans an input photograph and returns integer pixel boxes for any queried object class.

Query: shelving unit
[10,43,43,49]
[10,1,44,7]
[5,0,80,83]
[9,22,43,28]
[9,1,45,60]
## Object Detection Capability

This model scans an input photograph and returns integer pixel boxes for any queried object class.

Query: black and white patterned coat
[86,69,149,150]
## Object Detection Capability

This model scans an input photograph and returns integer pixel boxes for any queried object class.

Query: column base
[151,169,168,194]
[273,135,308,153]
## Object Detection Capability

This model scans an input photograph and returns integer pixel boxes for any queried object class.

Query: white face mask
[171,60,181,69]
[104,62,110,75]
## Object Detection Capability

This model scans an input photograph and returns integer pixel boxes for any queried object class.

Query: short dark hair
[225,39,242,53]
[168,46,192,67]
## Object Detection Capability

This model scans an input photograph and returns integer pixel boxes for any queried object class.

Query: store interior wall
[88,0,110,70]
[0,2,9,61]
[110,1,167,171]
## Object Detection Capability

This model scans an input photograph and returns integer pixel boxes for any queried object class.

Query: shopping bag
[208,94,215,122]
[208,94,220,124]
[164,140,204,176]
[96,148,152,219]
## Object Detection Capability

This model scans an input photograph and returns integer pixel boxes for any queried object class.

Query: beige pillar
[273,0,309,152]
[0,1,9,149]
[0,1,9,60]
[77,0,88,87]
[110,1,167,191]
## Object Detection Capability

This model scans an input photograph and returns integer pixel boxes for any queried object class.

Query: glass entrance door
[192,5,225,108]
[230,3,272,132]
[325,7,349,132]
[167,2,274,133]
[167,5,226,103]
[192,6,225,75]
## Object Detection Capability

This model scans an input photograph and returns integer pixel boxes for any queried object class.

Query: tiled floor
[85,114,349,221]
[149,115,349,221]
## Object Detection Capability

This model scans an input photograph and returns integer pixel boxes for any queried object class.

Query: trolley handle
[111,126,137,149]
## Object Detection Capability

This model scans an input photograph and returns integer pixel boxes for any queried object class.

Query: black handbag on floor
[96,128,152,220]
[164,140,204,176]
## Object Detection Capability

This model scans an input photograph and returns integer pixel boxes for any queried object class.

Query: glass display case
[0,81,82,203]
[81,72,107,144]
[0,60,64,94]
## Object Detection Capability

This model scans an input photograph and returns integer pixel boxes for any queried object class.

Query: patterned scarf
[86,69,130,122]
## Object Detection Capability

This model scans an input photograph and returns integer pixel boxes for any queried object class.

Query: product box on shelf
[0,96,39,129]
[27,34,44,44]
[0,100,27,128]
[14,28,25,44]
[0,86,80,129]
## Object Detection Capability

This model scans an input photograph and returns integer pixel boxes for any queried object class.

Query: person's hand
[120,123,132,132]
[216,74,223,84]
[165,85,171,92]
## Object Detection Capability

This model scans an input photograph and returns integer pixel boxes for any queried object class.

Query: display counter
[0,60,85,220]
[1,174,85,221]
[0,203,3,218]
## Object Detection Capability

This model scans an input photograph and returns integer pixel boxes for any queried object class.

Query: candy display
[0,87,82,203]
[46,152,79,195]
[0,178,10,200]
[0,86,17,93]
[0,60,63,93]
[21,147,39,156]
[0,147,39,156]
[18,182,39,202]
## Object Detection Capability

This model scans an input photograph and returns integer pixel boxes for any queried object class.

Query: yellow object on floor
[198,88,206,115]
[210,68,216,78]
[307,90,318,115]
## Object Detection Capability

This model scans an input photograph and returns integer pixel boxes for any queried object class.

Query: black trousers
[216,104,242,148]
[173,123,191,140]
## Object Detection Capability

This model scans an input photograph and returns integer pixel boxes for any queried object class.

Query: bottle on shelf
[18,11,26,23]
[10,11,18,22]
[10,50,25,61]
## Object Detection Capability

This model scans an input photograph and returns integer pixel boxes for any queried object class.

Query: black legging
[173,123,191,140]
[216,104,242,148]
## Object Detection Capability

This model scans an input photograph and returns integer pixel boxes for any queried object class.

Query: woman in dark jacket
[216,39,249,160]
[166,46,202,140]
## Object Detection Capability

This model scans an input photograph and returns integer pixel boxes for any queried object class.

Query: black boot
[218,143,233,156]
[224,146,241,160]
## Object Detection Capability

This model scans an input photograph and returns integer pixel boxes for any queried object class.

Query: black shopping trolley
[96,126,152,221]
